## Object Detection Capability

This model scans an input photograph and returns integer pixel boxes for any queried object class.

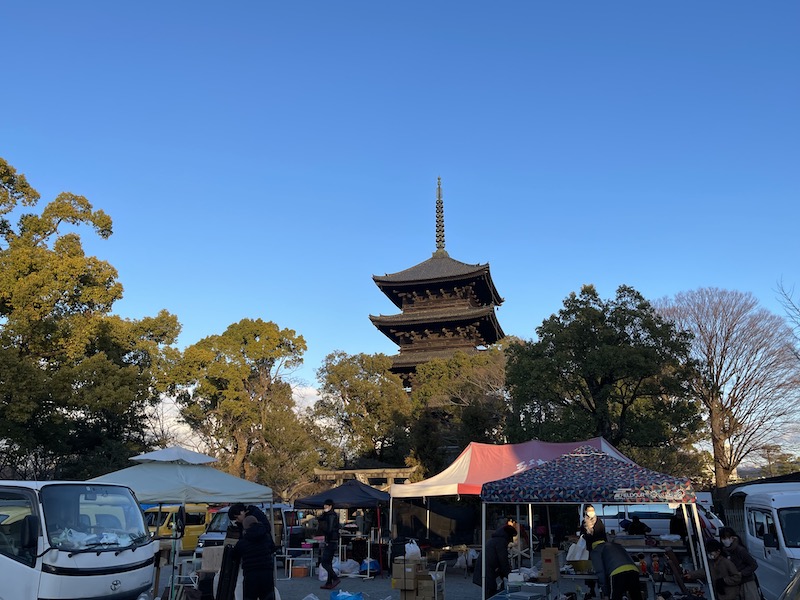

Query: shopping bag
[405,540,422,560]
[567,535,589,561]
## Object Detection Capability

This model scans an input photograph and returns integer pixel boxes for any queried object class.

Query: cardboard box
[417,579,444,596]
[540,548,561,582]
[392,561,426,590]
[400,589,417,600]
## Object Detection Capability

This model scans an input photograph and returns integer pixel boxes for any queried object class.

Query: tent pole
[528,503,534,565]
[692,503,715,600]
[481,501,487,600]
[682,504,698,568]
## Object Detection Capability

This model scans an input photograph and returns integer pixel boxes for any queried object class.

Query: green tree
[0,157,181,478]
[409,347,508,476]
[172,318,318,498]
[658,288,800,488]
[506,285,702,463]
[313,351,410,466]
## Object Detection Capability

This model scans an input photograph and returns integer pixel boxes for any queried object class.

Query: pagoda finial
[433,177,449,257]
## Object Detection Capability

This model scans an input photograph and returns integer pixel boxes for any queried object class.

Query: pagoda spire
[433,177,449,257]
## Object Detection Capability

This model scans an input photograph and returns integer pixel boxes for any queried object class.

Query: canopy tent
[479,446,713,600]
[91,446,273,504]
[481,445,694,504]
[295,479,389,508]
[390,437,631,498]
[296,479,390,577]
[91,446,273,600]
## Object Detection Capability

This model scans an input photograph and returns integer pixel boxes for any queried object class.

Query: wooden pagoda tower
[370,178,505,383]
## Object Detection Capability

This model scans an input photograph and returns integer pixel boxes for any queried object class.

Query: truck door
[0,487,40,600]
[748,507,787,600]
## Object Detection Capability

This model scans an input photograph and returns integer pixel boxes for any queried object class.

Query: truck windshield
[41,484,149,551]
[778,507,800,549]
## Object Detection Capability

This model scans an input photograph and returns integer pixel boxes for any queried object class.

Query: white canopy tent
[91,446,273,504]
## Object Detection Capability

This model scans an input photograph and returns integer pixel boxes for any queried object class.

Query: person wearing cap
[590,534,642,600]
[318,498,341,590]
[232,515,276,600]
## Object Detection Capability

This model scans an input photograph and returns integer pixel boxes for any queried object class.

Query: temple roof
[369,305,505,345]
[373,255,504,308]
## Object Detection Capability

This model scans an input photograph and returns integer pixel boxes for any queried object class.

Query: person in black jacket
[318,499,341,590]
[231,515,275,600]
[479,524,517,599]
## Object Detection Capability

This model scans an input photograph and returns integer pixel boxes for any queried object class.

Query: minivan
[595,502,723,539]
[144,503,212,553]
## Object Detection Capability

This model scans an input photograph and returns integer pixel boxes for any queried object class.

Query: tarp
[295,479,389,508]
[481,446,695,504]
[390,437,632,498]
[90,447,272,504]
[130,446,217,465]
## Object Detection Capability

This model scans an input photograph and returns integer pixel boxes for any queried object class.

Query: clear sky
[2,2,798,393]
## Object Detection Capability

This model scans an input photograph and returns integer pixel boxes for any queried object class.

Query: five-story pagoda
[370,179,505,384]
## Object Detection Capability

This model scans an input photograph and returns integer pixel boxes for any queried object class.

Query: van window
[0,490,36,567]
[750,509,775,541]
[778,508,800,548]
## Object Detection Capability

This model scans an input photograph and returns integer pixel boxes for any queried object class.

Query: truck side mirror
[763,533,778,548]
[21,515,39,549]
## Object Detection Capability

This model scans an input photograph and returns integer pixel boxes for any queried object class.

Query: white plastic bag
[405,540,422,560]
[566,535,589,561]
[318,557,342,581]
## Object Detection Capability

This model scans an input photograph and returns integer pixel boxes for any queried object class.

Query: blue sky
[2,2,798,392]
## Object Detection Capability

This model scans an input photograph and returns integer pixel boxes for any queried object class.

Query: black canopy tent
[295,479,390,576]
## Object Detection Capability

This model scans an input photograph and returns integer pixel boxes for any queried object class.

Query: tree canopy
[172,318,319,497]
[0,157,181,478]
[658,287,800,487]
[506,285,703,462]
[313,351,410,466]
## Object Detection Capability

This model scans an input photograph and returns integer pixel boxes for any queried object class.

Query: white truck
[0,480,158,600]
[724,482,800,600]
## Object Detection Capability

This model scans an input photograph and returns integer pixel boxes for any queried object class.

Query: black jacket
[319,509,340,544]
[232,521,274,574]
[486,525,516,579]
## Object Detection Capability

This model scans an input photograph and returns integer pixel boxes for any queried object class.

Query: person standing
[231,515,276,600]
[685,539,742,600]
[580,505,606,547]
[719,527,759,600]
[590,535,642,600]
[479,523,517,600]
[319,499,341,590]
[580,505,606,598]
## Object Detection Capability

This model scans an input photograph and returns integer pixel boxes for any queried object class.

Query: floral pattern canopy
[480,446,695,505]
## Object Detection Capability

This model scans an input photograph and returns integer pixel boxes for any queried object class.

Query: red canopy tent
[390,437,631,499]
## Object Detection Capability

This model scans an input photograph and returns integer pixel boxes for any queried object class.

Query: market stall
[295,479,390,578]
[479,446,714,600]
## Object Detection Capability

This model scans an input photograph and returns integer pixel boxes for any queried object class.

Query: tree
[506,285,702,463]
[409,347,509,476]
[313,351,410,466]
[0,157,181,478]
[658,288,800,488]
[172,318,318,498]
[755,444,800,478]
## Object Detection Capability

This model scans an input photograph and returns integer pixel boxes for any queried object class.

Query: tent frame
[479,499,715,600]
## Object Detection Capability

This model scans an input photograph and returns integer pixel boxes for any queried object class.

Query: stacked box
[392,558,426,591]
[540,548,561,582]
[417,577,445,600]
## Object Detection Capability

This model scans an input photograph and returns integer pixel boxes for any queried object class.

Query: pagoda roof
[369,305,505,345]
[373,254,504,308]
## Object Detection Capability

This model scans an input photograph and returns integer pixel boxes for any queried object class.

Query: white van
[0,480,157,600]
[596,502,723,538]
[725,483,800,600]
